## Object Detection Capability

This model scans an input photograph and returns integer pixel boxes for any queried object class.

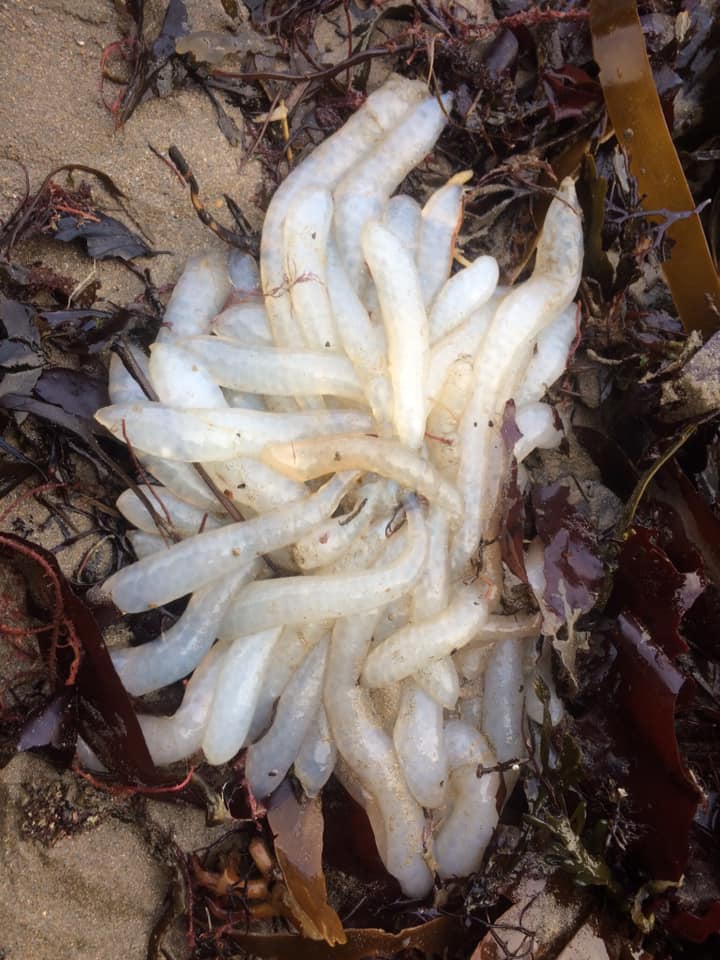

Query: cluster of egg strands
[94,75,583,896]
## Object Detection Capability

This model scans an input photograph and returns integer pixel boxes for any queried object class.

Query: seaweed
[0,165,151,262]
[102,0,190,129]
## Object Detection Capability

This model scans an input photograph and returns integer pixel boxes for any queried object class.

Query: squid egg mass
[94,74,583,896]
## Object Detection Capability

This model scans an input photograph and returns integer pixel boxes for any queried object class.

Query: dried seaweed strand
[167,146,254,251]
[209,43,413,85]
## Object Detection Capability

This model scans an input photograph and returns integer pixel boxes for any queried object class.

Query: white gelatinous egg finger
[211,303,272,344]
[317,515,389,576]
[263,434,462,520]
[332,757,387,860]
[292,480,387,571]
[96,403,373,461]
[195,406,373,447]
[149,341,227,408]
[202,627,281,765]
[535,180,586,279]
[414,657,460,710]
[127,530,166,559]
[111,566,254,695]
[294,705,337,798]
[433,720,500,879]
[361,585,489,688]
[104,472,359,612]
[136,640,228,766]
[249,623,329,741]
[372,595,411,646]
[246,637,329,798]
[219,502,427,637]
[116,486,225,536]
[411,504,450,621]
[451,179,583,573]
[416,172,470,307]
[443,720,491,771]
[227,250,260,294]
[156,250,231,342]
[261,74,428,346]
[425,359,472,480]
[326,611,378,689]
[292,517,359,572]
[325,616,433,898]
[478,611,542,642]
[426,292,502,404]
[523,636,564,726]
[393,680,448,808]
[407,506,456,714]
[454,643,495,682]
[515,304,578,406]
[179,337,363,400]
[326,239,391,426]
[458,694,484,730]
[362,219,429,450]
[223,390,267,410]
[96,402,242,462]
[429,255,499,343]
[284,186,338,351]
[454,610,542,679]
[141,454,222,511]
[382,194,422,255]
[336,692,432,896]
[513,402,561,462]
[108,347,150,405]
[481,635,526,765]
[202,457,306,514]
[333,92,453,289]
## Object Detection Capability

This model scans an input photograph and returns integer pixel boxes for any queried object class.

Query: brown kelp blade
[590,0,720,337]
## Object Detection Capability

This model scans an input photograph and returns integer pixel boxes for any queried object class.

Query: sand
[0,2,269,957]
[0,0,267,307]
